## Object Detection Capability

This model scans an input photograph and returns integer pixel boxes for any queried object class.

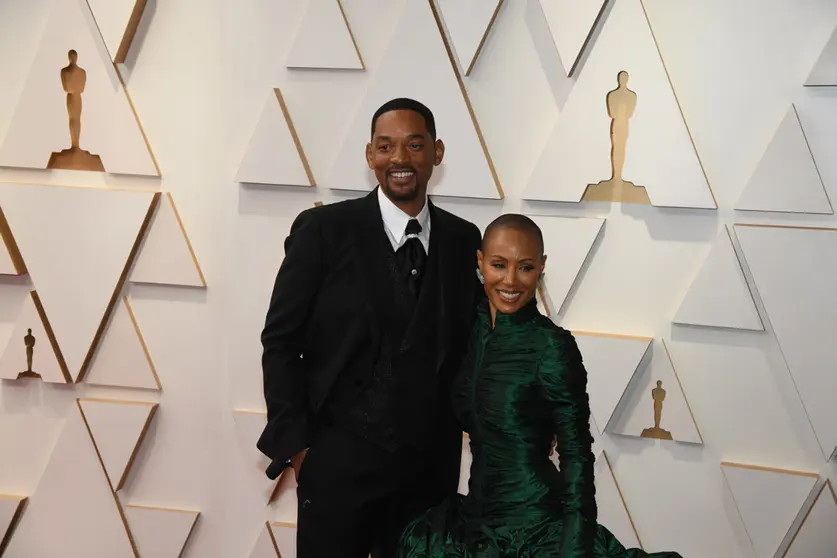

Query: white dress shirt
[377,186,431,253]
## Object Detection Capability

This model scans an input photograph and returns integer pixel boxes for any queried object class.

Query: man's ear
[434,139,445,166]
[366,142,374,170]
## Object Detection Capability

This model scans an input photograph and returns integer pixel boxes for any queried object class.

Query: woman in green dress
[396,214,683,558]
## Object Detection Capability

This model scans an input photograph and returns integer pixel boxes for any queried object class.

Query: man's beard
[382,167,422,201]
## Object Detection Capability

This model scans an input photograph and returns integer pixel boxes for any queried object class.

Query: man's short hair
[370,98,437,140]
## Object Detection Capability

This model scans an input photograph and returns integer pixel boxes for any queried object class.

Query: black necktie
[398,219,426,298]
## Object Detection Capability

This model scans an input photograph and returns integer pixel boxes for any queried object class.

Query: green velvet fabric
[396,298,683,558]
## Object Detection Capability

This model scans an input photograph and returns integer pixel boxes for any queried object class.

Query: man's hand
[549,436,556,456]
[290,448,308,481]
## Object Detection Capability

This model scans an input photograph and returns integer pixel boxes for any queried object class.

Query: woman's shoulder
[531,313,578,347]
[530,315,584,373]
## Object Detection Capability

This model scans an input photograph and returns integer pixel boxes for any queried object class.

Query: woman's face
[477,227,546,316]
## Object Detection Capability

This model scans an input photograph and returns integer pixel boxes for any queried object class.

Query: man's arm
[257,208,323,477]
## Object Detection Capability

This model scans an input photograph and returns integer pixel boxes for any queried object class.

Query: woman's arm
[538,328,597,557]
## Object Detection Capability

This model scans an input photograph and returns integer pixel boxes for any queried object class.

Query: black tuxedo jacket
[257,188,484,479]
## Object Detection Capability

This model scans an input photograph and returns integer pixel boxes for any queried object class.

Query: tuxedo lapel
[349,190,457,372]
[350,190,388,347]
[428,201,456,374]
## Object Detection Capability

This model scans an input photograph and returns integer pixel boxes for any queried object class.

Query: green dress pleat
[396,298,684,558]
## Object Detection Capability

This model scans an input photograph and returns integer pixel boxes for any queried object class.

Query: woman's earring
[476,267,484,284]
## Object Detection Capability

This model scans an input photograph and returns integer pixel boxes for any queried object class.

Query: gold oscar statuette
[46,49,105,172]
[581,70,650,205]
[640,380,673,440]
[16,328,40,379]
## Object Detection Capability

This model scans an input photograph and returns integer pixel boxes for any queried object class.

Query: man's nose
[391,144,408,163]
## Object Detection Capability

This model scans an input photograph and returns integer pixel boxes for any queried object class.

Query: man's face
[366,109,444,203]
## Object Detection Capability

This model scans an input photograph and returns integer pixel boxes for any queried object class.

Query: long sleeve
[256,208,323,474]
[538,328,597,557]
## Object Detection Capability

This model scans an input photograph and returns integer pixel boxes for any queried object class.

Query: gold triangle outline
[133,192,207,288]
[123,503,200,556]
[335,0,365,70]
[720,461,820,558]
[436,0,505,77]
[781,478,837,557]
[570,330,653,433]
[274,88,316,187]
[76,191,160,383]
[231,408,287,505]
[77,397,159,492]
[85,0,148,65]
[427,0,504,199]
[637,0,717,209]
[124,295,162,389]
[75,398,158,557]
[83,0,160,175]
[0,206,27,275]
[0,495,28,556]
[599,450,644,550]
[600,338,703,444]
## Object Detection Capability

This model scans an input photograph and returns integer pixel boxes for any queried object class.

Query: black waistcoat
[324,227,442,453]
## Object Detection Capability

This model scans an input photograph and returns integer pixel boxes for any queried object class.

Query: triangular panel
[721,462,819,558]
[0,184,158,382]
[328,0,502,199]
[734,224,837,460]
[87,0,147,64]
[237,89,315,187]
[525,0,715,209]
[248,521,280,558]
[0,0,158,176]
[130,193,206,288]
[3,404,135,557]
[270,522,296,557]
[529,216,604,316]
[78,398,158,491]
[573,331,652,436]
[608,340,702,444]
[595,451,642,549]
[125,504,200,557]
[0,290,70,383]
[805,26,837,86]
[0,208,27,276]
[735,105,832,215]
[232,410,287,505]
[436,0,504,76]
[85,296,160,390]
[784,480,837,558]
[286,0,364,70]
[673,225,763,331]
[538,0,609,76]
[0,495,27,555]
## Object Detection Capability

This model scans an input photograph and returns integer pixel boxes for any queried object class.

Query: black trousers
[296,424,455,558]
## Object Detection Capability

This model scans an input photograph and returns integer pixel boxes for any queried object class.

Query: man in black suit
[257,97,484,558]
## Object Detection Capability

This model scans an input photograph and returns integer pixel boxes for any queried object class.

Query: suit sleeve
[257,209,322,471]
[538,329,597,557]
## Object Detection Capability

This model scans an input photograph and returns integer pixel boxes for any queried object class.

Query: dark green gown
[396,298,683,557]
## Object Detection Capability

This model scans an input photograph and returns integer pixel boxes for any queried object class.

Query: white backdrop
[1,0,837,557]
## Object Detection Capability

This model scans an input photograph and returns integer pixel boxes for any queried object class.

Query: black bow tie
[397,219,426,298]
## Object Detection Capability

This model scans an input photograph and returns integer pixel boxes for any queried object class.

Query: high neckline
[479,295,540,329]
